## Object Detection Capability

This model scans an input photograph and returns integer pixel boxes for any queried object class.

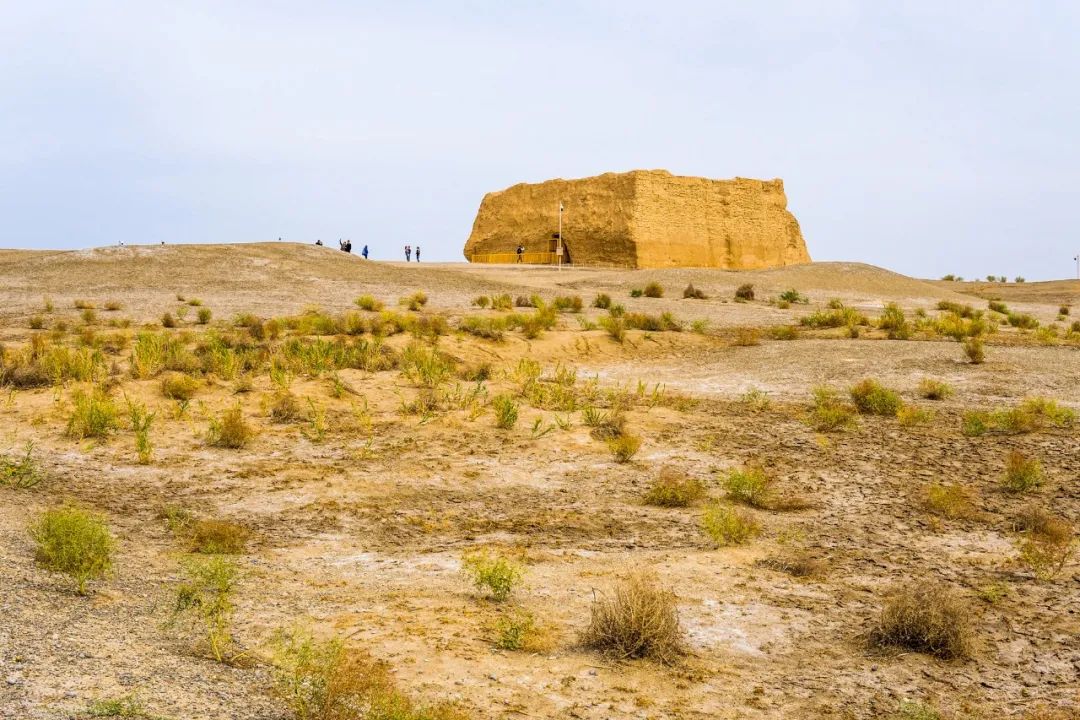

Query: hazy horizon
[3,2,1079,280]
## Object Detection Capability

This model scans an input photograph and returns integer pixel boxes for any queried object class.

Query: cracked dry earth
[1,244,1079,720]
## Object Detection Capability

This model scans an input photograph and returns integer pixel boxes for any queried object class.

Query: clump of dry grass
[849,379,902,416]
[642,282,664,298]
[962,336,985,364]
[581,572,684,664]
[734,283,754,301]
[190,519,251,554]
[1012,506,1076,581]
[756,551,828,579]
[918,378,953,400]
[161,371,199,401]
[269,390,303,423]
[807,387,858,432]
[643,468,706,507]
[733,327,761,346]
[682,283,706,299]
[922,483,980,520]
[868,582,975,659]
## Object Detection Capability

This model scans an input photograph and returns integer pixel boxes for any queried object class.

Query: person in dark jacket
[362,245,369,259]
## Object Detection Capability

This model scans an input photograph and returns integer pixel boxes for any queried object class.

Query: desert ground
[1,243,1078,720]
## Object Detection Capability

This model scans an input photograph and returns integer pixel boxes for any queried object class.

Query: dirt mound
[933,278,1080,308]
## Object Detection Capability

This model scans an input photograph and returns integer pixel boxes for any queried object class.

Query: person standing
[362,244,369,259]
[405,245,412,262]
[516,244,524,263]
[415,246,421,262]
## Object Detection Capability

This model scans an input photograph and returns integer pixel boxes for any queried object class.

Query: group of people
[314,238,368,259]
[404,245,420,262]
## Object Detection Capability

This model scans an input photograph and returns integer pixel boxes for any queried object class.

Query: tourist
[405,245,412,262]
[415,246,421,262]
[516,244,524,262]
[362,245,369,259]
[315,239,323,246]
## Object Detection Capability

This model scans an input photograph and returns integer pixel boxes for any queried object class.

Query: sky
[2,1,1079,280]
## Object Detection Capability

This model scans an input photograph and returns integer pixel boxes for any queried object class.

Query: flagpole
[558,201,563,270]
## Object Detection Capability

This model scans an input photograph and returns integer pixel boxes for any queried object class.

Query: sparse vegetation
[593,293,612,309]
[170,555,238,662]
[399,291,429,311]
[778,289,807,304]
[29,505,114,594]
[581,573,684,664]
[190,519,251,554]
[2,443,44,489]
[849,379,902,416]
[918,378,952,400]
[643,468,705,507]
[878,303,911,339]
[607,433,641,463]
[701,503,760,546]
[160,371,199,401]
[734,283,755,301]
[205,405,254,448]
[682,283,706,299]
[462,550,522,601]
[807,387,858,432]
[1002,451,1043,493]
[492,393,519,429]
[733,327,761,346]
[66,385,119,439]
[923,483,979,520]
[643,282,664,298]
[868,582,974,659]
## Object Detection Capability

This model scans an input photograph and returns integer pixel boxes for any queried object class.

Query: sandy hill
[0,243,971,322]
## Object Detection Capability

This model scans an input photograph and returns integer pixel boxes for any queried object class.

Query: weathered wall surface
[464,170,810,269]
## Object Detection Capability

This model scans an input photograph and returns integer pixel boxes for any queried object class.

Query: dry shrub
[918,378,953,400]
[643,468,705,507]
[1012,506,1076,581]
[897,406,935,427]
[270,390,303,423]
[190,519,251,554]
[607,433,641,463]
[807,387,857,432]
[962,336,985,364]
[206,405,253,449]
[756,552,828,579]
[868,582,975,659]
[1002,451,1042,493]
[272,629,467,720]
[461,550,523,602]
[581,572,684,664]
[734,283,755,301]
[161,371,199,401]
[733,327,761,346]
[849,379,902,416]
[682,283,706,299]
[922,483,979,520]
[701,503,760,546]
[643,282,664,298]
[493,609,553,652]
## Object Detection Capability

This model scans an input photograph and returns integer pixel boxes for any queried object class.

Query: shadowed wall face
[464,170,810,269]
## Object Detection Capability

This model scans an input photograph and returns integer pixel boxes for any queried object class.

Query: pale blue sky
[2,1,1078,279]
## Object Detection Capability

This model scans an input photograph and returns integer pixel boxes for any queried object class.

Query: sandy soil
[1,244,1078,720]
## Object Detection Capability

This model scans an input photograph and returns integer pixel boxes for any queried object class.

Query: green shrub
[399,343,454,388]
[607,433,641,463]
[807,387,857,431]
[1002,451,1042,493]
[734,283,755,301]
[196,308,212,325]
[170,555,238,662]
[459,315,505,340]
[642,282,664,298]
[988,300,1008,314]
[599,315,626,343]
[849,379,902,416]
[462,550,522,601]
[643,468,705,507]
[682,283,706,299]
[492,393,519,429]
[923,483,979,520]
[581,572,684,664]
[205,405,253,448]
[553,295,583,313]
[961,336,985,364]
[66,386,119,439]
[868,582,974,659]
[29,315,46,330]
[490,293,513,311]
[86,693,150,717]
[878,303,910,339]
[897,406,934,427]
[593,293,612,309]
[768,325,799,341]
[936,300,978,318]
[778,289,807,304]
[701,504,760,546]
[355,294,385,312]
[30,505,114,594]
[1007,312,1039,329]
[128,400,155,465]
[1,443,44,489]
[799,307,868,329]
[190,519,251,554]
[918,378,952,400]
[723,466,772,508]
[494,610,546,651]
